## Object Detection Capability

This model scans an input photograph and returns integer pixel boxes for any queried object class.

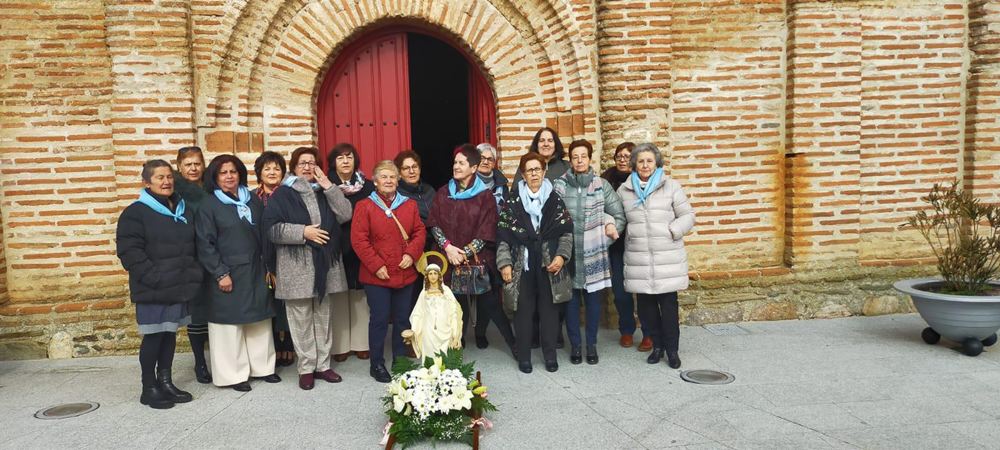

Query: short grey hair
[476,143,497,158]
[629,143,664,171]
[372,160,399,178]
[141,159,173,183]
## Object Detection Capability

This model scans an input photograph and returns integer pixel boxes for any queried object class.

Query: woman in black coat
[328,142,374,361]
[116,159,204,409]
[196,155,278,391]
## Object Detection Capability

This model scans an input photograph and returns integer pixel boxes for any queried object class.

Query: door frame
[315,23,497,169]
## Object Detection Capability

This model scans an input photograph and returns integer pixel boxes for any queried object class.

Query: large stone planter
[894,278,1000,356]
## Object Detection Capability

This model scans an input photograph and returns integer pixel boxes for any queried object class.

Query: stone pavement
[2,314,1000,450]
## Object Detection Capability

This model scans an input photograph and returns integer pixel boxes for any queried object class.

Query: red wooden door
[468,66,497,149]
[317,33,411,176]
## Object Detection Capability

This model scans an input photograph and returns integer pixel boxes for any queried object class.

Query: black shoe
[569,346,582,365]
[371,364,391,383]
[194,363,212,384]
[545,360,559,372]
[667,352,681,369]
[518,361,533,374]
[556,335,565,349]
[139,384,175,409]
[475,335,489,349]
[156,370,193,403]
[230,381,252,392]
[586,345,599,365]
[647,348,664,364]
[254,374,282,383]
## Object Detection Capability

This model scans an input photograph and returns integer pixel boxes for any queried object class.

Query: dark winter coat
[351,195,427,289]
[116,191,204,305]
[397,180,436,224]
[426,183,499,281]
[337,179,375,290]
[195,192,273,325]
[173,173,210,323]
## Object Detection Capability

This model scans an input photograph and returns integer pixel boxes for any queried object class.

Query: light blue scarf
[214,186,254,224]
[282,175,320,191]
[448,175,487,200]
[368,190,409,217]
[518,179,552,231]
[630,168,663,206]
[136,189,187,224]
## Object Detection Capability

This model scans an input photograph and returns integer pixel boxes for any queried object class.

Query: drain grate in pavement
[34,402,99,420]
[680,370,735,385]
[702,324,750,336]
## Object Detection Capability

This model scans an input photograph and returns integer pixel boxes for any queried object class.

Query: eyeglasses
[481,157,495,163]
[615,154,631,161]
[523,167,544,174]
[401,165,419,172]
[297,161,317,168]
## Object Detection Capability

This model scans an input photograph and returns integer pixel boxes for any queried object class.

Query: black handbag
[450,249,491,295]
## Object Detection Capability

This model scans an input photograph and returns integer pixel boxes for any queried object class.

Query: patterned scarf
[213,186,254,224]
[136,189,186,223]
[560,171,612,292]
[337,170,367,196]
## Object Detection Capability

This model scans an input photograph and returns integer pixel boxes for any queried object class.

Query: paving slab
[2,313,999,449]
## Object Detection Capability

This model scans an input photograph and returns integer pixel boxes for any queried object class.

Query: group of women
[116,127,694,409]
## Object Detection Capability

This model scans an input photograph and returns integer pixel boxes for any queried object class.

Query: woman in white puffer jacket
[616,143,695,369]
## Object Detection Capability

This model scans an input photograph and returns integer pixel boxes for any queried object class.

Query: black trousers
[456,280,515,346]
[636,292,680,353]
[514,269,559,363]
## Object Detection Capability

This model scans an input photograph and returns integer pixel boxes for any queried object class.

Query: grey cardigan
[267,178,353,300]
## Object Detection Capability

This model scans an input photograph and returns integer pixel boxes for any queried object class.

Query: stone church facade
[1,0,998,358]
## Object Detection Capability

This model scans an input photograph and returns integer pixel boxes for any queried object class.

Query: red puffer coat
[351,194,427,289]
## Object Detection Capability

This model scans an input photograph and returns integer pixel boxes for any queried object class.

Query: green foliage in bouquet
[905,181,1000,295]
[382,348,497,448]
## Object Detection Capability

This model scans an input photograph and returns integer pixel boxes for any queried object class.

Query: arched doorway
[317,28,497,188]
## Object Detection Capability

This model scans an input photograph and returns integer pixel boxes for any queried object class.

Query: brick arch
[204,0,599,166]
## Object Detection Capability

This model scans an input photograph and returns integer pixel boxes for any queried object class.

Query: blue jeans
[566,289,601,347]
[364,284,414,367]
[609,243,647,337]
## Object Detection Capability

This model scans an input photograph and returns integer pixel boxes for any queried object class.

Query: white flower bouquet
[381,349,495,448]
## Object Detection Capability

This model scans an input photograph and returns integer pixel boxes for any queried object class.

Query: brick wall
[1,0,998,358]
[966,0,1000,203]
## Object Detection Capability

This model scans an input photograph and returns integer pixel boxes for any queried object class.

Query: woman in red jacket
[351,160,427,383]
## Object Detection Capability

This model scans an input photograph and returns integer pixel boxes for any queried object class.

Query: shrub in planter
[895,182,1000,356]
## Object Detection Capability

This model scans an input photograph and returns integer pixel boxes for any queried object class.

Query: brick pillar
[784,1,863,268]
[965,1,1000,203]
[669,1,787,271]
[597,0,672,166]
[105,0,196,199]
[858,1,967,263]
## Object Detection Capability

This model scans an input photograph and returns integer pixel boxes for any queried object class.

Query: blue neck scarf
[214,186,254,224]
[282,175,320,191]
[136,189,187,224]
[368,190,409,217]
[448,175,487,200]
[518,179,552,231]
[630,168,663,206]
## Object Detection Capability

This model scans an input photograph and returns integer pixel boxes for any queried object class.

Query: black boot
[586,345,598,365]
[569,346,582,365]
[140,384,175,409]
[157,369,193,403]
[475,335,489,349]
[647,348,664,364]
[194,363,212,384]
[518,360,533,374]
[666,351,681,369]
[507,340,518,361]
